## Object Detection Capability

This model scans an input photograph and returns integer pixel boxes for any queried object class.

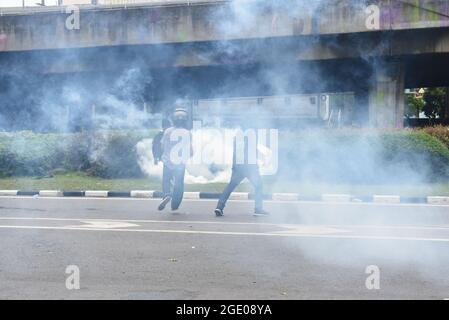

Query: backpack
[152,131,164,163]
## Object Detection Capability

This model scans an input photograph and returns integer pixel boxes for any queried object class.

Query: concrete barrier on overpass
[1,0,449,52]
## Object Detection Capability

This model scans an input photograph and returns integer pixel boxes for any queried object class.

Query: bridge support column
[368,62,405,128]
[445,87,449,120]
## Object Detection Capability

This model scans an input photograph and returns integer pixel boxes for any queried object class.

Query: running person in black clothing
[215,128,269,217]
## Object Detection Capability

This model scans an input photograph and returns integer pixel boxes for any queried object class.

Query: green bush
[62,133,91,172]
[380,131,449,181]
[0,130,156,178]
[277,129,449,183]
[420,126,449,149]
[0,144,16,178]
[1,129,448,183]
[0,132,64,177]
[86,131,147,178]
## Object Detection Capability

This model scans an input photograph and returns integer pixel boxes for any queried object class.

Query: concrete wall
[1,0,449,52]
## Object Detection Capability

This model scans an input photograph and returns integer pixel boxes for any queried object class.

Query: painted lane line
[0,217,346,234]
[73,220,140,229]
[1,224,449,243]
[0,217,295,227]
[277,225,348,235]
[327,224,449,231]
[1,217,449,232]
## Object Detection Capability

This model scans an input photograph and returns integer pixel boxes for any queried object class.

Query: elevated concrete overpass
[1,0,449,52]
[1,0,449,128]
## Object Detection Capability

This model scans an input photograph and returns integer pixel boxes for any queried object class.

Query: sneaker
[158,196,171,211]
[253,209,269,217]
[214,208,224,217]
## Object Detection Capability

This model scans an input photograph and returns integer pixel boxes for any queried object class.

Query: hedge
[277,129,449,183]
[420,126,449,150]
[1,129,449,183]
[0,132,65,177]
[0,130,156,179]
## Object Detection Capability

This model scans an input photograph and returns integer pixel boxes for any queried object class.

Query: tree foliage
[423,87,447,119]
[405,91,425,119]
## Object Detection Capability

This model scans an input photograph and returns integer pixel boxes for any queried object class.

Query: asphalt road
[1,196,449,300]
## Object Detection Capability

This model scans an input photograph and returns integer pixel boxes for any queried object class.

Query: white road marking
[0,223,449,242]
[68,220,139,229]
[277,225,348,235]
[0,217,349,234]
[0,216,300,227]
[0,217,448,231]
[328,224,449,231]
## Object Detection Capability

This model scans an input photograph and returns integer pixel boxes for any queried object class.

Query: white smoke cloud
[136,127,278,184]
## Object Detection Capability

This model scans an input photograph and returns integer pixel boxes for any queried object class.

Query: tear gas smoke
[136,126,278,184]
[0,0,447,279]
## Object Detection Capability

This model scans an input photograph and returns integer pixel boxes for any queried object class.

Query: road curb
[0,190,446,205]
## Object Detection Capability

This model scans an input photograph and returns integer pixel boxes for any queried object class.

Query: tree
[405,90,425,119]
[423,87,447,119]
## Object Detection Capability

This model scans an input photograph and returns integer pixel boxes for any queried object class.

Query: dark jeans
[162,164,186,210]
[217,165,263,212]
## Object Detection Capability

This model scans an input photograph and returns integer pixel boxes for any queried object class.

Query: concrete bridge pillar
[445,88,449,120]
[368,62,405,128]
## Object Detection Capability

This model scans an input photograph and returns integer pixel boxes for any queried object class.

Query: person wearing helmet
[158,108,193,212]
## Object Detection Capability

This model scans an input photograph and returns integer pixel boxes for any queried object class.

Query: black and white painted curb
[1,190,449,205]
